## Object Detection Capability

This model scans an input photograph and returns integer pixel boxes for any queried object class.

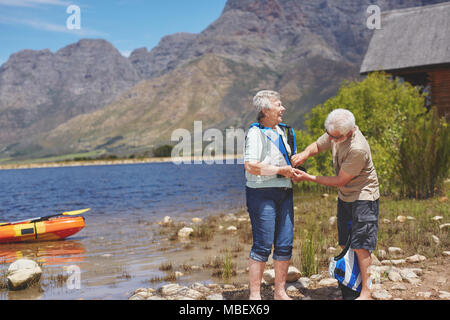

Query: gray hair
[253,90,280,121]
[324,109,356,135]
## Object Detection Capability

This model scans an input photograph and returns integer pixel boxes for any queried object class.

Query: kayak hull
[0,216,85,244]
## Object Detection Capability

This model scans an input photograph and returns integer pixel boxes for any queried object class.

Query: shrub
[296,72,428,195]
[398,107,450,198]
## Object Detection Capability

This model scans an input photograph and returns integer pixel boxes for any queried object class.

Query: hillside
[0,0,447,160]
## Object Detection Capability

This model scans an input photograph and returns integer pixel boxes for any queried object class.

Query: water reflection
[0,240,85,266]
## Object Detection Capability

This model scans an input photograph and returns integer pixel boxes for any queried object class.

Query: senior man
[291,108,379,300]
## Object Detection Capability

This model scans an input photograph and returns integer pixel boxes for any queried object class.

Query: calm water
[0,162,246,300]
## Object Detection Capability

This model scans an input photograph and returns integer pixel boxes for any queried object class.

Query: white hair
[253,90,280,112]
[324,109,356,135]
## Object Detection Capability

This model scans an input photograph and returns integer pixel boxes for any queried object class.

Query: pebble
[388,247,403,255]
[416,291,432,298]
[372,289,392,300]
[396,216,406,223]
[405,254,426,263]
[391,283,407,291]
[178,227,194,239]
[431,235,440,245]
[388,270,402,282]
[382,259,406,266]
[438,291,450,299]
[297,277,311,289]
[439,223,450,230]
[318,278,338,287]
[191,217,202,224]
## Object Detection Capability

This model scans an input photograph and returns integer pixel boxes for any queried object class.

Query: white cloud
[0,15,108,37]
[0,0,70,7]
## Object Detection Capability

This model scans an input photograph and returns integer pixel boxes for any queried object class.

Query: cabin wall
[429,69,450,120]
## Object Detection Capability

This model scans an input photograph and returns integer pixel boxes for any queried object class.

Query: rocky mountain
[1,0,448,160]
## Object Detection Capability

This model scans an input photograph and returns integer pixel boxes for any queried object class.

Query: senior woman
[244,90,302,300]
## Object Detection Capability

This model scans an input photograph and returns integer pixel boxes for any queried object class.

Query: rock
[406,216,415,221]
[322,193,329,198]
[310,274,324,281]
[405,278,421,285]
[190,283,210,294]
[191,217,202,224]
[388,270,402,282]
[399,269,418,280]
[162,216,173,226]
[174,271,184,278]
[431,235,440,245]
[372,289,392,300]
[223,284,235,290]
[443,251,450,257]
[102,253,112,258]
[177,227,194,239]
[327,247,337,254]
[382,259,406,266]
[206,293,224,300]
[377,249,387,260]
[388,247,403,255]
[439,223,450,230]
[286,285,299,294]
[396,216,406,223]
[318,278,338,287]
[159,283,184,296]
[416,291,432,298]
[409,268,423,276]
[7,259,42,290]
[178,288,204,300]
[381,218,391,224]
[391,283,407,291]
[371,253,382,266]
[263,269,275,284]
[226,226,237,232]
[405,254,426,263]
[438,291,450,299]
[328,216,337,225]
[432,216,443,221]
[286,266,302,283]
[297,277,311,289]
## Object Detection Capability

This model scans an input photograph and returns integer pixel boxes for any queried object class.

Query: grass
[290,181,450,276]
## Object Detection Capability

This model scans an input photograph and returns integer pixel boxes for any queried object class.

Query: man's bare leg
[354,249,372,300]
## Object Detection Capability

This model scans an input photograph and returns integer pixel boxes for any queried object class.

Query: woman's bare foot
[274,291,292,300]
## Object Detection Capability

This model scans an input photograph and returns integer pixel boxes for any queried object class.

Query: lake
[0,162,247,300]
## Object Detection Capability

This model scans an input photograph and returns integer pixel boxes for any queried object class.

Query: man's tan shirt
[316,126,380,202]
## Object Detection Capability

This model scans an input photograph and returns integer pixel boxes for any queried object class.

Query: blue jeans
[246,187,294,262]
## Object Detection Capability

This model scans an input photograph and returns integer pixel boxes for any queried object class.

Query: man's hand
[291,152,308,167]
[291,170,310,183]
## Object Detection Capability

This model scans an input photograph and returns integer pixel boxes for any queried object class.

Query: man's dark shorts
[337,198,379,251]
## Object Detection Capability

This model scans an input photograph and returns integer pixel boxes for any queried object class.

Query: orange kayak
[0,216,85,244]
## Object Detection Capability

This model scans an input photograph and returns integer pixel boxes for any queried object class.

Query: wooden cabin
[360,2,450,120]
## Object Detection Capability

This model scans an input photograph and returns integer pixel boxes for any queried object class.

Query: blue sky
[0,0,227,65]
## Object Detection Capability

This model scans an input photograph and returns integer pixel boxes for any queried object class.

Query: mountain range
[0,0,447,160]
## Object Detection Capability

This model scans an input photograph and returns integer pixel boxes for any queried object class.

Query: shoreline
[0,155,244,171]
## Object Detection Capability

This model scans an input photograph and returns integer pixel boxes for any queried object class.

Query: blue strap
[249,123,292,166]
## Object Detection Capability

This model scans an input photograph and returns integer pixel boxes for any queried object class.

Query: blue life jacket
[248,122,297,166]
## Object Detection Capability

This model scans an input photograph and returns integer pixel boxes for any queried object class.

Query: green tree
[299,72,427,195]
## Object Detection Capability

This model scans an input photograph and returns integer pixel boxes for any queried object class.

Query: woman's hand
[278,166,303,179]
